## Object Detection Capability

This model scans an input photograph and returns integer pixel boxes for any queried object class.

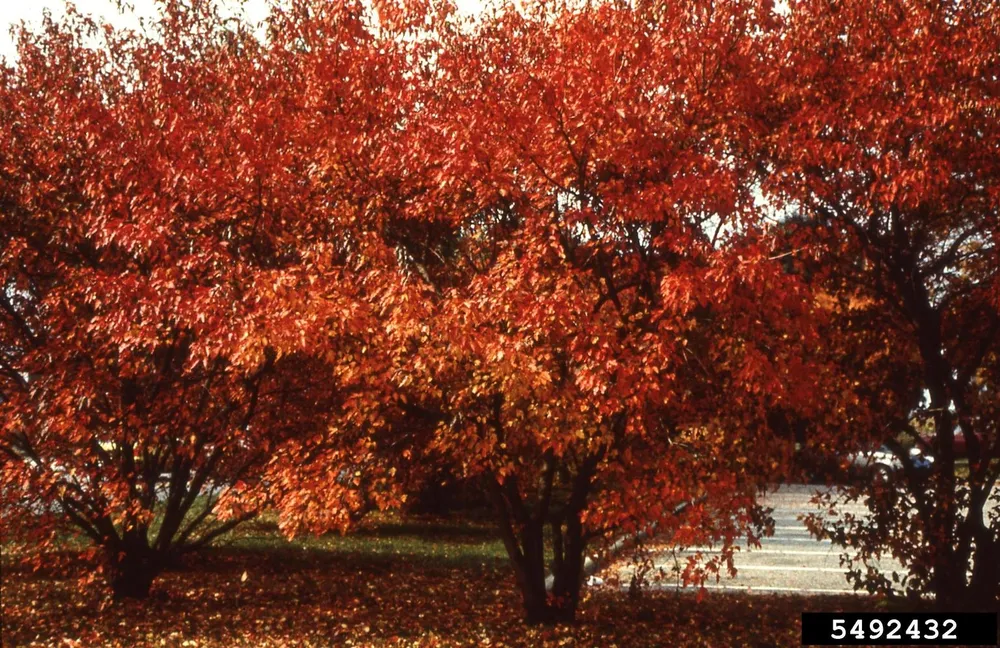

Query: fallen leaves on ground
[3,541,902,647]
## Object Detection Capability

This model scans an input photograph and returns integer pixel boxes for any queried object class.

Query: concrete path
[614,484,898,596]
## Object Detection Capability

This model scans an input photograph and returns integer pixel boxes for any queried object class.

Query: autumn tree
[0,2,370,599]
[291,0,838,624]
[756,0,1000,602]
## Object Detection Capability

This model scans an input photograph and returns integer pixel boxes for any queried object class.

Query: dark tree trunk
[487,483,575,625]
[522,586,577,625]
[969,525,1000,604]
[108,543,161,600]
[482,394,610,625]
[512,519,582,625]
[929,553,966,609]
[485,452,598,625]
[966,439,999,604]
[552,502,587,621]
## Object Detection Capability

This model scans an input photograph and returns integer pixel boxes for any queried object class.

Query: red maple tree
[0,3,369,598]
[290,0,837,623]
[756,0,1000,602]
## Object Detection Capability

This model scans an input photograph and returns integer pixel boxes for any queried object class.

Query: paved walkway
[612,484,996,596]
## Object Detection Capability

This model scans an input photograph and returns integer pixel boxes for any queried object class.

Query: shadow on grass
[205,515,510,574]
[236,514,498,541]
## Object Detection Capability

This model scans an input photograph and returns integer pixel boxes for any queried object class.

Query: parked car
[847,443,934,482]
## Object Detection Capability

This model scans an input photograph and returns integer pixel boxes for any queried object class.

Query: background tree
[757,0,1000,602]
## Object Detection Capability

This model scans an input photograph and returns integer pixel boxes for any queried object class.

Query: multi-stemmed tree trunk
[2,344,275,600]
[107,534,162,601]
[485,452,600,624]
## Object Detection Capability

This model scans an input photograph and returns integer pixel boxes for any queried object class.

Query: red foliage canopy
[755,0,1000,601]
[0,2,371,597]
[273,0,847,622]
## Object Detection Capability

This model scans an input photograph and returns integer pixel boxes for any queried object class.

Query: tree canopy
[1,0,997,616]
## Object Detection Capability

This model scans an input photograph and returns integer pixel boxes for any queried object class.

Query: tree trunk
[516,519,580,625]
[966,444,999,604]
[485,476,588,625]
[108,545,160,600]
[969,529,1000,604]
[522,587,577,624]
[930,553,966,609]
[548,514,586,622]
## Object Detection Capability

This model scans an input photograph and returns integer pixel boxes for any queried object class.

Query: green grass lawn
[225,513,509,569]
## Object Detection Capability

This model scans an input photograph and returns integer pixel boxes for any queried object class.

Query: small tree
[0,2,363,599]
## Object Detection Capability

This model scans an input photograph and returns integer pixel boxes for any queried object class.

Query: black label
[801,612,998,645]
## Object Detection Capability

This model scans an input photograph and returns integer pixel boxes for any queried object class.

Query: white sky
[0,0,486,63]
[0,0,253,62]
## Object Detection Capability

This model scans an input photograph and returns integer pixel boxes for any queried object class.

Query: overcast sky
[0,0,485,63]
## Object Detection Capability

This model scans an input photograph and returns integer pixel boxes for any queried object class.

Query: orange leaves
[752,0,1000,602]
[11,0,988,612]
[0,0,398,593]
[2,520,850,647]
[279,5,848,582]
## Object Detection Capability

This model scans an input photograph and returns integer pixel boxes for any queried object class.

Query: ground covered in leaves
[2,517,923,647]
